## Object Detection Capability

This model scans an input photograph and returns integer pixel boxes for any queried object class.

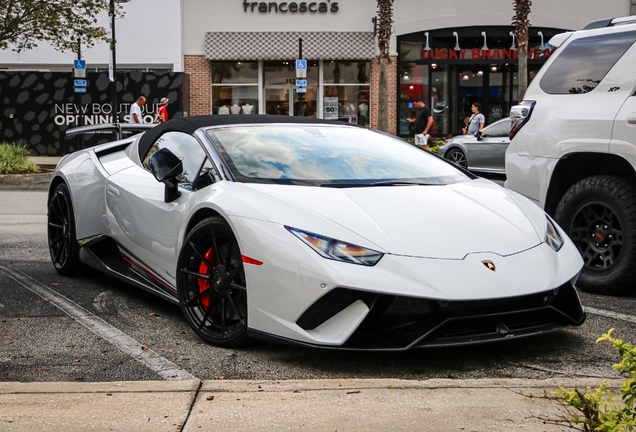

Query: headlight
[545,216,564,251]
[286,226,384,266]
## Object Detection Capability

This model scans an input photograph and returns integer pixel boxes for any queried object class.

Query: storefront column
[370,55,398,135]
[184,55,212,116]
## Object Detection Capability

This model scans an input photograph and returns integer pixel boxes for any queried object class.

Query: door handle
[627,113,636,124]
[107,185,120,197]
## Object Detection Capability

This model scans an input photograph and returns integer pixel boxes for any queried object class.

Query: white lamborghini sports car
[48,116,586,350]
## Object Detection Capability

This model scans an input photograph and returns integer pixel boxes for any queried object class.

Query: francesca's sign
[421,48,554,61]
[242,0,339,13]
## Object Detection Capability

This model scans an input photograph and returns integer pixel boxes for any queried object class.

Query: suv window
[540,31,636,94]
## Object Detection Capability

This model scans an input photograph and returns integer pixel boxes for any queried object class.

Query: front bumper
[294,282,584,349]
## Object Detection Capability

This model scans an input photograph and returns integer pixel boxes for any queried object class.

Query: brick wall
[370,55,398,135]
[184,55,211,116]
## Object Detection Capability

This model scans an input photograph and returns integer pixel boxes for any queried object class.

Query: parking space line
[0,263,197,381]
[585,306,636,324]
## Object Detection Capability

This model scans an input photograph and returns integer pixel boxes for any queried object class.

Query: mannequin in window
[242,103,253,114]
[218,105,230,115]
[358,101,368,118]
[347,103,357,123]
[230,101,241,114]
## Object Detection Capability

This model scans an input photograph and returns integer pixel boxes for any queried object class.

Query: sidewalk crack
[181,380,203,430]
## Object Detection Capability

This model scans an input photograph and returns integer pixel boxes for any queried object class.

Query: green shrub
[0,142,41,174]
[428,139,446,155]
[551,329,636,431]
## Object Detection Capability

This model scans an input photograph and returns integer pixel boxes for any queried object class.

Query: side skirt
[78,235,179,305]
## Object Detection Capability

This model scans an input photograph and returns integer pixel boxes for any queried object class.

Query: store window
[399,63,428,136]
[211,61,258,115]
[323,60,370,126]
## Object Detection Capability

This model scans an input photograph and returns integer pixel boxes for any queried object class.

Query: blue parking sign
[295,59,307,70]
[74,59,86,69]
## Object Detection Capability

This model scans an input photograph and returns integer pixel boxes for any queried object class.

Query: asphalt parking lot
[1,182,635,384]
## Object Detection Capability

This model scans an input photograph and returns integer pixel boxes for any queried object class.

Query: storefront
[204,32,373,126]
[184,1,379,126]
[397,26,565,138]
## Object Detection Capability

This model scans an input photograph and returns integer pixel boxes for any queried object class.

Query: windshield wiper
[320,181,444,188]
[371,181,443,186]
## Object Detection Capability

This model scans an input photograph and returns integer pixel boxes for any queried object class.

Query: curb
[0,377,622,394]
[0,172,53,185]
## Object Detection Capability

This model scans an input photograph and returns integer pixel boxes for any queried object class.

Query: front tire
[177,217,249,347]
[445,148,467,169]
[47,183,83,275]
[555,175,636,295]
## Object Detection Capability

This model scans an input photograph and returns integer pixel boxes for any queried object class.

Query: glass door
[488,68,505,124]
[457,69,484,135]
[293,88,318,117]
[431,65,452,136]
[264,60,318,117]
[265,88,290,115]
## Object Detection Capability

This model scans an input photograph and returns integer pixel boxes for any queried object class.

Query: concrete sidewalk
[0,378,618,431]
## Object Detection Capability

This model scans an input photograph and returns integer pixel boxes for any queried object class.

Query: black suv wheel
[555,175,636,295]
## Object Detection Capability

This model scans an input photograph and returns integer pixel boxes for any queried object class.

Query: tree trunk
[517,46,528,100]
[512,0,532,101]
[377,57,389,132]
[376,0,393,133]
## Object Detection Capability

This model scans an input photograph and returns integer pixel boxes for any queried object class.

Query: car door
[465,118,511,171]
[105,131,215,289]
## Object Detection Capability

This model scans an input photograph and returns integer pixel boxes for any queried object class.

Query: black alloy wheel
[177,217,248,346]
[446,148,468,169]
[47,183,83,275]
[555,175,636,295]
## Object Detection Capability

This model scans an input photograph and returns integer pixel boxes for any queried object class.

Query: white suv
[506,16,636,296]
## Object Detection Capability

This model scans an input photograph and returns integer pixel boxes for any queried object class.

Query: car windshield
[206,124,473,186]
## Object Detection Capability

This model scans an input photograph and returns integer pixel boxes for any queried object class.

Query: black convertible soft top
[137,114,345,163]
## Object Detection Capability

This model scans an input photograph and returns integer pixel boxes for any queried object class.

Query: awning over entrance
[204,32,375,60]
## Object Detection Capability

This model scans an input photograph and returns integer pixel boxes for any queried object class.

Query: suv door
[609,43,636,156]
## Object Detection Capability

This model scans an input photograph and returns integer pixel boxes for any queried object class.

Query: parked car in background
[437,117,512,174]
[506,16,636,296]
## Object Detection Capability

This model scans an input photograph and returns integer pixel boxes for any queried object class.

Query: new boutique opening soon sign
[0,71,189,156]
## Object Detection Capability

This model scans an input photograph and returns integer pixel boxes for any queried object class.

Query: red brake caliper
[197,248,216,311]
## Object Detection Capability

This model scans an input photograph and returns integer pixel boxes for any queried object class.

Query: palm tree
[513,0,532,100]
[376,0,394,132]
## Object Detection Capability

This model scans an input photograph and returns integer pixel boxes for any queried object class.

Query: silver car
[438,117,512,174]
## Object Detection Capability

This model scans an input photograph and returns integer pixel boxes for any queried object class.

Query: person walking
[129,96,146,124]
[406,97,433,150]
[154,97,169,123]
[466,102,485,135]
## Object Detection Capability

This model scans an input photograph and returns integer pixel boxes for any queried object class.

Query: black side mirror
[147,148,183,202]
[474,130,482,140]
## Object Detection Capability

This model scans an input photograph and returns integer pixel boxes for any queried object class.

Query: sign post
[73,59,87,148]
[295,38,305,117]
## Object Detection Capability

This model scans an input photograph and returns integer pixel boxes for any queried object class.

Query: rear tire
[555,175,636,295]
[445,148,467,169]
[47,183,84,275]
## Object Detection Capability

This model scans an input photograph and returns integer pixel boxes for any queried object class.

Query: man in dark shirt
[406,97,433,150]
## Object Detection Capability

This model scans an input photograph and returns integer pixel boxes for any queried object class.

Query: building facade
[1,0,633,155]
[183,0,631,136]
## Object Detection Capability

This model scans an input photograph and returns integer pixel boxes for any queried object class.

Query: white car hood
[244,179,543,259]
